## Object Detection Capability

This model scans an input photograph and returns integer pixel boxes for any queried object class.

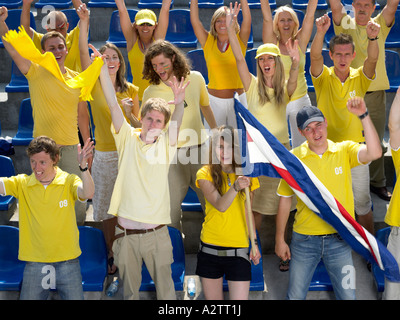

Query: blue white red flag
[234,99,400,282]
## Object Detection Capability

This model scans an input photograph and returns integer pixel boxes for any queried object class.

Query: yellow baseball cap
[135,9,157,26]
[255,43,281,59]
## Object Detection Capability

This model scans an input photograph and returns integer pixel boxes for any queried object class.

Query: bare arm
[76,138,95,200]
[347,97,382,163]
[261,0,276,44]
[190,0,208,47]
[389,87,400,149]
[200,104,217,129]
[363,21,380,80]
[295,0,317,53]
[77,3,91,71]
[329,0,345,26]
[115,0,136,52]
[381,0,400,27]
[310,14,330,78]
[286,39,300,98]
[20,0,34,38]
[275,195,293,262]
[238,0,251,46]
[153,0,171,39]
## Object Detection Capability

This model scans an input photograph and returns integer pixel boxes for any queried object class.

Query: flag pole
[244,187,257,257]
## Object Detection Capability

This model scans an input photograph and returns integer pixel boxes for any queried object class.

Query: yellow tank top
[203,33,246,90]
[128,39,151,101]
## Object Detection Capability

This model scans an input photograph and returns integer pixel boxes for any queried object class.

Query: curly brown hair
[142,39,191,85]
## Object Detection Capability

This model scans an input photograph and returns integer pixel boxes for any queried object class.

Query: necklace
[227,173,232,187]
[40,176,55,185]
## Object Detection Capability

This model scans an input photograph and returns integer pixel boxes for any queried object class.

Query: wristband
[79,164,88,172]
[358,110,369,120]
[368,36,379,41]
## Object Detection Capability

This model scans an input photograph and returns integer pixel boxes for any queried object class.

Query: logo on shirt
[59,200,69,208]
[335,167,343,175]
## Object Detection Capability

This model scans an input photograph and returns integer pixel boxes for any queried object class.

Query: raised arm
[310,14,330,78]
[261,0,276,44]
[0,6,31,75]
[20,0,34,38]
[77,3,91,71]
[285,39,300,98]
[153,0,171,39]
[329,0,346,27]
[226,3,252,90]
[389,87,400,149]
[115,0,136,52]
[381,0,400,27]
[76,138,95,200]
[347,97,382,163]
[190,0,209,47]
[295,0,317,52]
[363,21,380,80]
[238,0,251,46]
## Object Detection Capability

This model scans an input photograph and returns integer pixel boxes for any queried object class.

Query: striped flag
[234,99,400,282]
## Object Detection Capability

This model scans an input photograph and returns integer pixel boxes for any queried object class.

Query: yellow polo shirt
[1,168,82,262]
[385,146,400,227]
[142,71,210,148]
[108,120,177,224]
[334,13,392,92]
[277,140,363,235]
[196,165,259,247]
[312,65,372,143]
[25,63,81,146]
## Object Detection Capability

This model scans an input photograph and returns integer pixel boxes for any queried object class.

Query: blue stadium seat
[309,260,333,291]
[187,49,208,84]
[223,231,265,291]
[88,0,116,8]
[0,226,25,291]
[138,0,173,9]
[140,226,185,291]
[34,0,72,9]
[237,10,253,48]
[386,10,400,48]
[166,9,197,48]
[305,49,332,92]
[0,0,22,9]
[107,9,138,47]
[12,98,34,146]
[248,0,275,9]
[0,9,36,48]
[372,227,391,292]
[385,50,400,92]
[5,61,29,92]
[292,0,328,10]
[78,226,108,291]
[181,186,203,212]
[189,0,223,8]
[245,48,257,76]
[0,156,16,212]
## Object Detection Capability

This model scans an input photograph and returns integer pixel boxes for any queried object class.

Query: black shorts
[195,243,251,281]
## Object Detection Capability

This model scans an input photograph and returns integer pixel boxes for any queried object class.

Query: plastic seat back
[138,0,173,9]
[165,9,197,48]
[34,0,72,9]
[385,50,400,92]
[0,0,22,9]
[107,9,138,47]
[187,49,208,85]
[181,186,203,212]
[12,98,34,146]
[0,156,16,211]
[189,0,223,8]
[87,0,116,7]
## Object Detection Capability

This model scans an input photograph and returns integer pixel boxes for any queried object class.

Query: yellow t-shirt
[385,146,400,226]
[196,165,259,247]
[142,71,210,148]
[25,63,81,146]
[108,120,177,224]
[281,46,308,101]
[312,65,372,143]
[334,13,392,91]
[128,38,150,102]
[203,33,246,90]
[33,26,82,72]
[1,167,82,262]
[246,75,290,144]
[90,80,139,152]
[277,140,363,235]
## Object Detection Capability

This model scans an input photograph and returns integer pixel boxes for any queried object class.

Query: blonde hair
[273,6,300,41]
[140,97,171,125]
[210,6,239,38]
[256,55,286,107]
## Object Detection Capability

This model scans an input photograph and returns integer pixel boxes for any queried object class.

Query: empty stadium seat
[5,61,29,92]
[223,231,265,291]
[138,0,173,9]
[245,48,257,76]
[305,49,333,92]
[292,0,328,10]
[78,226,108,291]
[166,9,197,48]
[107,9,138,47]
[34,0,72,9]
[372,227,391,292]
[181,186,203,212]
[187,49,208,84]
[0,226,25,291]
[12,98,33,146]
[309,260,333,291]
[386,10,400,48]
[0,9,36,48]
[385,50,400,92]
[140,226,185,291]
[189,0,223,8]
[0,156,16,212]
[88,0,116,8]
[248,0,275,9]
[0,0,22,9]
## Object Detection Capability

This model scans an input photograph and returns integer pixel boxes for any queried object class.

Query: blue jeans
[20,258,83,300]
[287,232,356,300]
